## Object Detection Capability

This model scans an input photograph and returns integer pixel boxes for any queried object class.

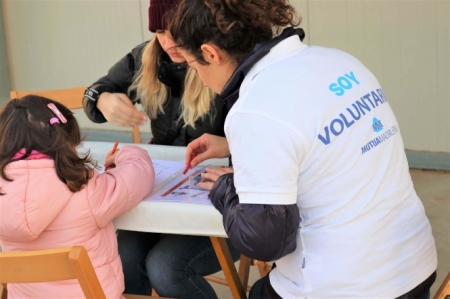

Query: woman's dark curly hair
[0,95,97,194]
[169,0,300,65]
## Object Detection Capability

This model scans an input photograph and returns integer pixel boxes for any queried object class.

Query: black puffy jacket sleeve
[82,42,147,123]
[209,173,300,262]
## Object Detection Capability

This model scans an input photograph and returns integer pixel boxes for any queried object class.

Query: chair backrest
[10,87,141,144]
[434,272,450,299]
[0,246,106,299]
[10,87,86,110]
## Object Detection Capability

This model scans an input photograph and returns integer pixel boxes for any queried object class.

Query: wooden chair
[10,87,141,144]
[434,272,450,299]
[0,246,172,299]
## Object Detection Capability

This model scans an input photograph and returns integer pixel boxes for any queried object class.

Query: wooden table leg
[1,283,7,299]
[238,254,251,292]
[210,237,247,299]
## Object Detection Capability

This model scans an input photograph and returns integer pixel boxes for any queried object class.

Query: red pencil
[105,141,119,171]
[183,152,198,175]
[107,141,119,158]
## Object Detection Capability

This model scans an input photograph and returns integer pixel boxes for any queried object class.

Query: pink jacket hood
[0,159,74,243]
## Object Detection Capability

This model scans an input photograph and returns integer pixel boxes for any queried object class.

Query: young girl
[0,95,155,299]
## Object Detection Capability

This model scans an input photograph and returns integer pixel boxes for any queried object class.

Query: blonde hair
[181,68,216,127]
[131,37,216,127]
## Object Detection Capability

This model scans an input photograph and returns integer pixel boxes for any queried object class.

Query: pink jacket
[0,145,155,299]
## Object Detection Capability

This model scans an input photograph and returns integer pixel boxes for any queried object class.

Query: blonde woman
[82,1,238,298]
[83,14,225,145]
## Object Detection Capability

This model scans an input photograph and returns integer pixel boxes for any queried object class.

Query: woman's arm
[210,173,300,261]
[83,42,148,126]
[206,112,303,261]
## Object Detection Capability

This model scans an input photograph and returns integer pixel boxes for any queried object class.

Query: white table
[79,141,248,299]
[80,141,228,237]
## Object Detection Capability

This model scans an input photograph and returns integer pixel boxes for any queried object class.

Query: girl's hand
[198,166,234,190]
[186,134,230,168]
[104,149,120,171]
[97,92,147,127]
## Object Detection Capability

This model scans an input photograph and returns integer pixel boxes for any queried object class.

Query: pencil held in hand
[183,152,199,174]
[107,141,119,158]
[105,141,119,171]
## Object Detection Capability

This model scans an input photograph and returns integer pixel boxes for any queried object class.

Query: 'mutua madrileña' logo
[372,118,383,132]
[361,125,398,154]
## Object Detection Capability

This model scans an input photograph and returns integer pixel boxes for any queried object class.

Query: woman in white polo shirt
[169,0,438,298]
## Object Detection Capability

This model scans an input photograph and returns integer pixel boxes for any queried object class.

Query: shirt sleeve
[225,111,305,205]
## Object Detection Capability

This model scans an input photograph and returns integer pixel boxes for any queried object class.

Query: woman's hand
[198,166,234,190]
[97,92,147,127]
[185,134,230,167]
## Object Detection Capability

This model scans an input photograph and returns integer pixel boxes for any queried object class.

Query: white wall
[2,0,153,133]
[2,0,449,152]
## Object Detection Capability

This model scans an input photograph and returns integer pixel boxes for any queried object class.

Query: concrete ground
[212,169,450,299]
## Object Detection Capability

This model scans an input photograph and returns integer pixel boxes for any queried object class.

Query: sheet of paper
[146,160,213,205]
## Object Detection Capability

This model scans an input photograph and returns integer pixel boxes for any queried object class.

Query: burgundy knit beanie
[148,0,182,32]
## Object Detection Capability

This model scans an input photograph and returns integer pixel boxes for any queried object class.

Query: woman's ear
[200,43,223,65]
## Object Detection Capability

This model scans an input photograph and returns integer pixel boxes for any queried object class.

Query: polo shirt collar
[220,27,306,110]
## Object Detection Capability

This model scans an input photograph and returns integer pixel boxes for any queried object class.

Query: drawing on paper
[145,160,213,205]
[152,161,172,176]
[189,167,212,191]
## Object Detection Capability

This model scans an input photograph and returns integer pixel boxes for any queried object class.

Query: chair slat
[11,87,86,109]
[0,247,76,283]
[0,246,107,298]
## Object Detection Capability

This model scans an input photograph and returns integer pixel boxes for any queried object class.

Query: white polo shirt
[224,36,437,298]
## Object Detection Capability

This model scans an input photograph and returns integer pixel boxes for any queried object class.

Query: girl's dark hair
[0,95,97,194]
[169,0,300,65]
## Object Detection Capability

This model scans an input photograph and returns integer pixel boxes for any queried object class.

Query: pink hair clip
[50,117,60,125]
[47,103,67,124]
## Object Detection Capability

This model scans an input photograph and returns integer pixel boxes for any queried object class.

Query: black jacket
[83,41,227,146]
[210,174,300,262]
[209,28,305,262]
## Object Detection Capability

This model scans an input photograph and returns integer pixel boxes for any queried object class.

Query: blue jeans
[248,277,267,299]
[117,230,160,295]
[117,230,240,299]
